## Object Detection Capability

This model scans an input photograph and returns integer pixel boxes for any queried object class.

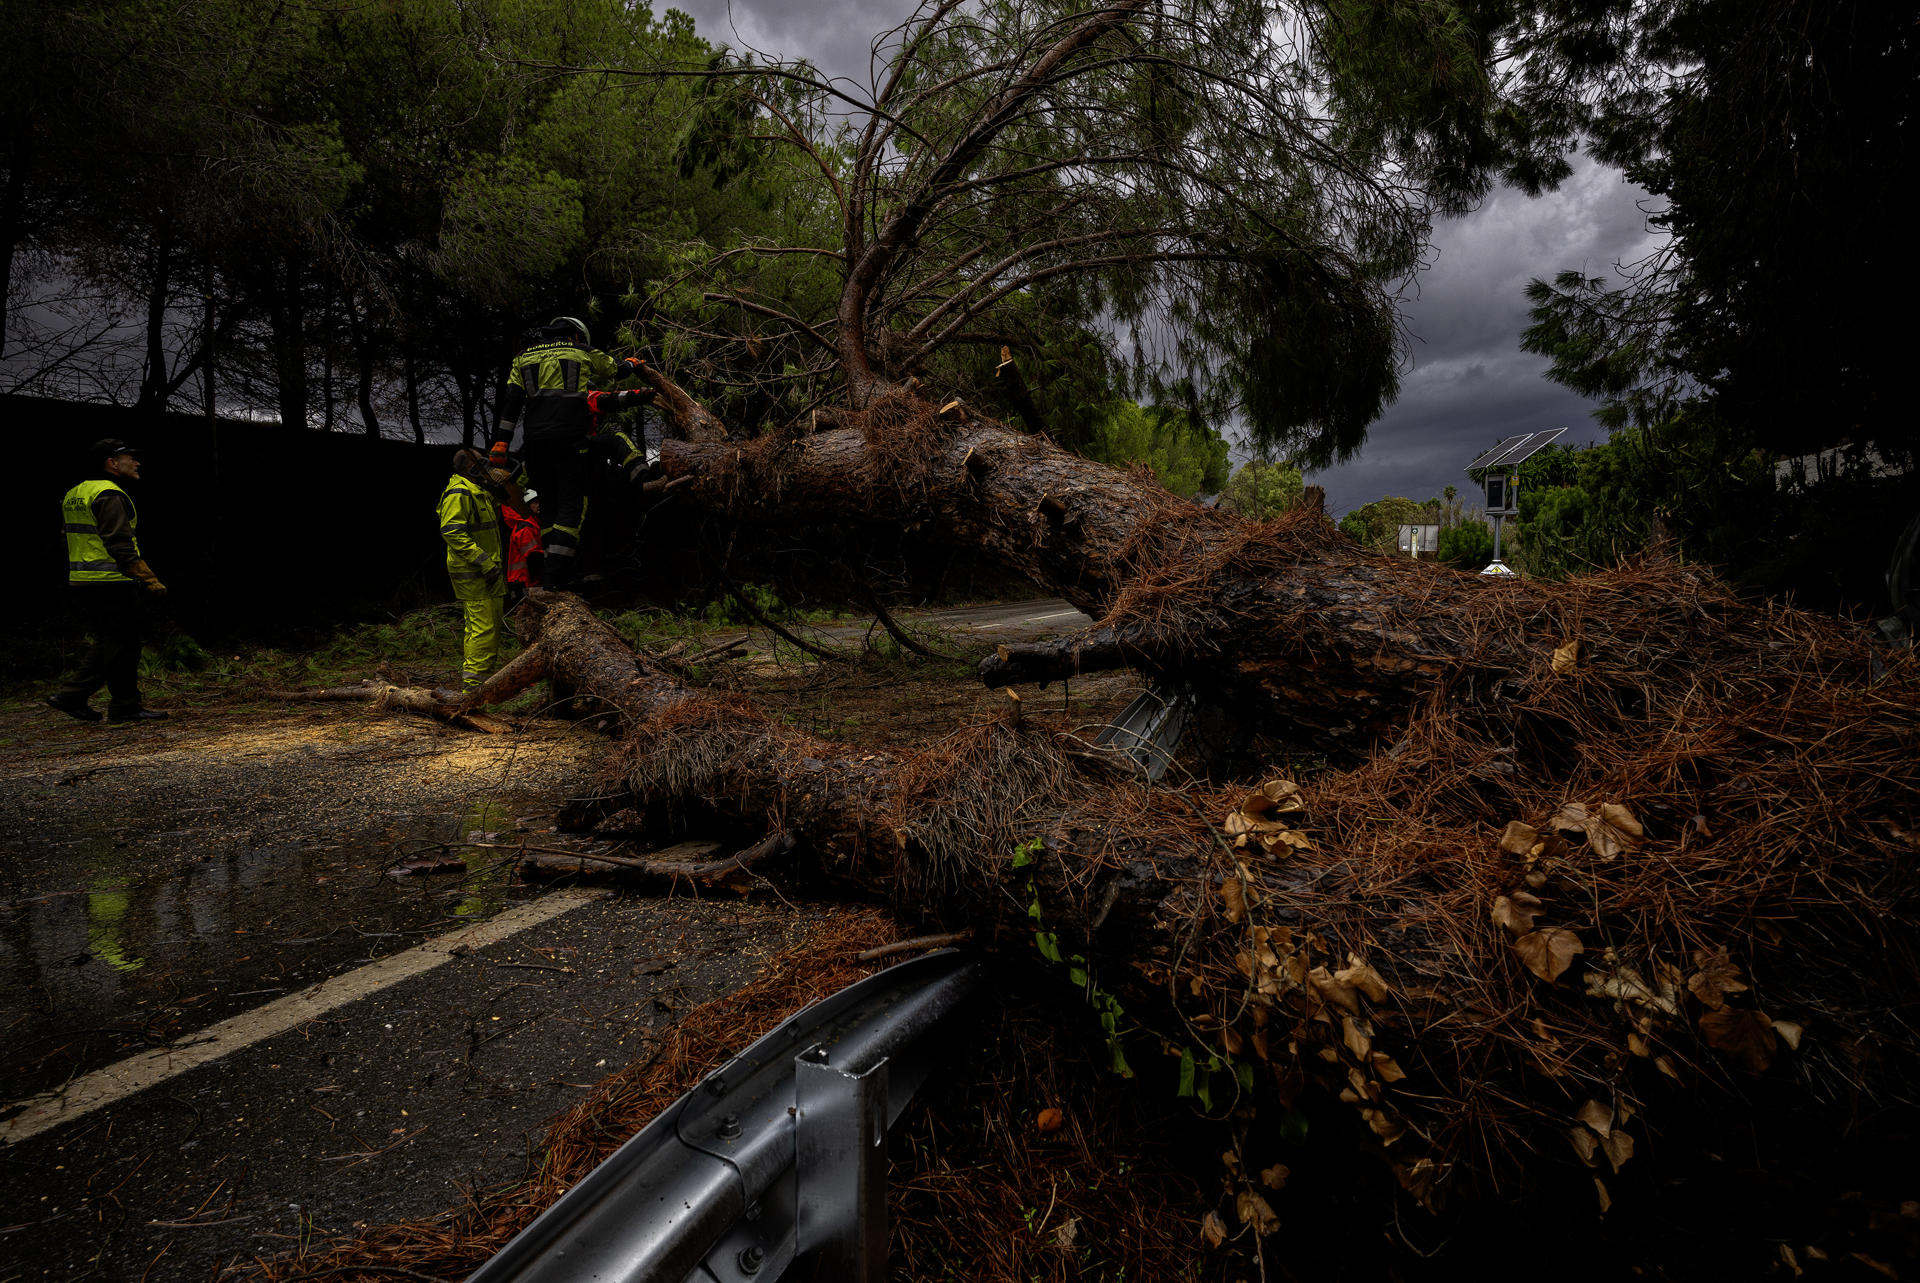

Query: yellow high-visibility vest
[62,479,139,583]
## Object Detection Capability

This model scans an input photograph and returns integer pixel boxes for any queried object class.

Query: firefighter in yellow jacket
[439,449,508,690]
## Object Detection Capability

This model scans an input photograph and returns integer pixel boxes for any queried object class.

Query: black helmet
[91,437,139,466]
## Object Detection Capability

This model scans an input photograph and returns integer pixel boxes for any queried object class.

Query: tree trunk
[404,338,423,445]
[133,230,173,412]
[0,121,29,361]
[643,380,1616,755]
[264,252,308,431]
[352,291,380,438]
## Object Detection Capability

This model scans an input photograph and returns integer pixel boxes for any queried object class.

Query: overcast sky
[666,0,1662,517]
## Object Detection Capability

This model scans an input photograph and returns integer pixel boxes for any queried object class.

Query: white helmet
[551,316,589,346]
[522,488,539,504]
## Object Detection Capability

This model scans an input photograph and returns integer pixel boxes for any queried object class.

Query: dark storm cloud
[664,1,1661,518]
[665,0,916,91]
[1306,161,1661,516]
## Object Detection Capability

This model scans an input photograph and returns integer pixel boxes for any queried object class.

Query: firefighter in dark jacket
[48,438,169,723]
[488,316,647,591]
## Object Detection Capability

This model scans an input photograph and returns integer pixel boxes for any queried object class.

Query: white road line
[1,889,605,1145]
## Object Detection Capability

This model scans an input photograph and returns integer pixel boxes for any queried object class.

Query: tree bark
[644,383,1604,755]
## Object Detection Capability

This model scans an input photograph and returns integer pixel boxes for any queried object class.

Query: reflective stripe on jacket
[63,480,140,583]
[495,340,618,445]
[437,474,503,591]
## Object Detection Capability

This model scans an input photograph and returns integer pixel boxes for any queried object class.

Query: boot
[46,693,102,723]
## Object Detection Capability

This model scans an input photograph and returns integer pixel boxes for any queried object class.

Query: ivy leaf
[1515,928,1584,981]
[1686,946,1749,1010]
[1699,1007,1778,1073]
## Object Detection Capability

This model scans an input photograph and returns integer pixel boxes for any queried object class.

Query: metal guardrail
[468,949,986,1283]
[1093,682,1195,781]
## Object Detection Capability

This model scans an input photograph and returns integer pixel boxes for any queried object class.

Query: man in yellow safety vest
[439,448,509,690]
[48,438,170,723]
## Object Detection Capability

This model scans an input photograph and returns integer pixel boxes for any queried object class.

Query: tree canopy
[1508,0,1916,599]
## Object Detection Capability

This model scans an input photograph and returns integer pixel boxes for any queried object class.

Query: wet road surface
[0,599,1096,1279]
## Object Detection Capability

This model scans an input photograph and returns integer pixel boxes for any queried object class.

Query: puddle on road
[0,797,548,1102]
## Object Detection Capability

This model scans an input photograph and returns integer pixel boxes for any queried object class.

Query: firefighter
[504,486,543,607]
[488,316,645,591]
[47,438,169,723]
[439,448,508,690]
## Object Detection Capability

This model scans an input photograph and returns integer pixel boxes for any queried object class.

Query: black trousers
[59,582,144,712]
[522,437,593,590]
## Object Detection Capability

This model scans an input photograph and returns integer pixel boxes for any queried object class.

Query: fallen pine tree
[450,372,1920,1232]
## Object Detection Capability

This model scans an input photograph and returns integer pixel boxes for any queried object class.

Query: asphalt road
[0,596,1097,1280]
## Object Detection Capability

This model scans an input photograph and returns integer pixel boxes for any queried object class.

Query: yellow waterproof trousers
[457,584,506,689]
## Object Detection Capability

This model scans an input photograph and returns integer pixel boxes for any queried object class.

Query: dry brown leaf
[1498,820,1540,855]
[1550,801,1590,834]
[1342,1015,1373,1060]
[1576,1098,1614,1137]
[1362,1106,1406,1144]
[1260,1163,1290,1190]
[1491,891,1543,937]
[1220,877,1247,925]
[1371,1051,1407,1083]
[1851,1255,1898,1280]
[1220,1025,1245,1056]
[1261,778,1307,812]
[1552,638,1580,673]
[1568,1127,1600,1167]
[1700,1007,1778,1073]
[1654,1055,1680,1081]
[1599,1128,1634,1173]
[1200,1210,1227,1249]
[1308,965,1361,1013]
[1627,1032,1652,1057]
[1515,928,1584,982]
[1599,802,1643,837]
[1036,1107,1064,1134]
[1346,1065,1378,1101]
[1223,810,1251,837]
[1052,1216,1080,1248]
[1585,962,1682,1015]
[1549,799,1644,859]
[1336,955,1390,1001]
[1595,1178,1612,1214]
[1236,1190,1280,1236]
[1773,1019,1804,1051]
[1686,947,1749,1010]
[1524,869,1549,889]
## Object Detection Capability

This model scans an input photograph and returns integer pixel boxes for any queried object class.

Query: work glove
[488,441,510,467]
[126,559,167,598]
[619,356,646,378]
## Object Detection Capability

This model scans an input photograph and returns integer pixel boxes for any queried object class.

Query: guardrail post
[793,1046,888,1282]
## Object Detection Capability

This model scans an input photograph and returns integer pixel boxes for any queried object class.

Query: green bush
[1437,519,1495,570]
[1216,458,1305,519]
